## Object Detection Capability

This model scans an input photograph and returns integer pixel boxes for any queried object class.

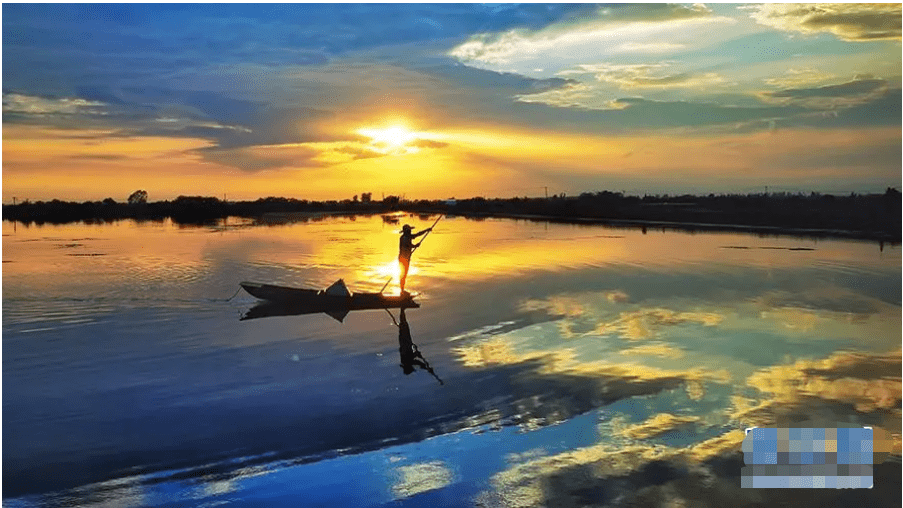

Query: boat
[239,279,418,322]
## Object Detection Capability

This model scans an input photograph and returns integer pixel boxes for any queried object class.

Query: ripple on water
[2,299,114,329]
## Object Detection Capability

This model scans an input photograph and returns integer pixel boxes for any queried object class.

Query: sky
[2,3,901,202]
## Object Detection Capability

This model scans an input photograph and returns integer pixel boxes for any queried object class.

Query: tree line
[3,188,899,242]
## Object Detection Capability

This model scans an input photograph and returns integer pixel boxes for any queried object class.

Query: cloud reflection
[619,343,685,359]
[619,413,701,440]
[391,460,455,499]
[732,349,901,456]
[592,308,724,341]
[453,335,732,404]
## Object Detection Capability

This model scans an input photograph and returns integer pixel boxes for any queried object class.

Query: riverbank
[444,211,900,243]
[3,190,900,243]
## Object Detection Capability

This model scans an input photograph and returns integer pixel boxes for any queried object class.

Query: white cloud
[763,68,837,89]
[448,11,736,72]
[583,63,727,90]
[615,42,687,53]
[2,93,107,115]
[514,83,621,110]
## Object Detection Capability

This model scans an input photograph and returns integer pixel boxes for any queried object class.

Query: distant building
[444,198,457,206]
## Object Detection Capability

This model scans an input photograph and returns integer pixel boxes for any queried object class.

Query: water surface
[4,215,900,507]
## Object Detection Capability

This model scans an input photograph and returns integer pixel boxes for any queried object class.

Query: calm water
[3,215,901,507]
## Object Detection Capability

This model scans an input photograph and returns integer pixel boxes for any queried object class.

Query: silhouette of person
[391,307,443,384]
[398,224,431,293]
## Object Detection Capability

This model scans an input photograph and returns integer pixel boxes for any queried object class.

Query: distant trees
[128,190,148,205]
[1,190,899,242]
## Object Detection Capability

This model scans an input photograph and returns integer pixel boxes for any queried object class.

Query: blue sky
[3,3,901,201]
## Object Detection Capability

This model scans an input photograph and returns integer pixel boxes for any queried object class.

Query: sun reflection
[365,260,419,291]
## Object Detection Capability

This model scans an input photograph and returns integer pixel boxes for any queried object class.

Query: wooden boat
[240,279,418,322]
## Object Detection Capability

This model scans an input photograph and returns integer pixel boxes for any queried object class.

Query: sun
[356,124,419,153]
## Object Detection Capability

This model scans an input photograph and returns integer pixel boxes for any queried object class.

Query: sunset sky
[3,3,901,202]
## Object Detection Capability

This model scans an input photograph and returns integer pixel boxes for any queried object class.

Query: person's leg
[399,257,410,291]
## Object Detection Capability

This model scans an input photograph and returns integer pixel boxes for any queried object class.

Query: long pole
[413,214,443,253]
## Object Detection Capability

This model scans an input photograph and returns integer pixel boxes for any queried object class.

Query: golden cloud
[763,68,838,89]
[745,3,901,41]
[619,413,701,440]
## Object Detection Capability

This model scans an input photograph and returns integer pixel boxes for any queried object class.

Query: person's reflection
[389,307,443,385]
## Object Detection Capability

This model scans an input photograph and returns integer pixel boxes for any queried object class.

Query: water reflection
[388,307,443,385]
[239,280,419,322]
[237,280,442,384]
[3,217,899,507]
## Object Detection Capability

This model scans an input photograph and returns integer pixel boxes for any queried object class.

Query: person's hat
[402,224,413,232]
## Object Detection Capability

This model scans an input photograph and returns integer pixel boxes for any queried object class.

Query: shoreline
[4,191,899,244]
[4,210,898,244]
[441,211,900,243]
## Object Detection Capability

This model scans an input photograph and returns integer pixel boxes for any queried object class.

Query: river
[3,214,900,507]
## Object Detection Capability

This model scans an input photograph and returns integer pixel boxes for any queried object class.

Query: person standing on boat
[398,224,431,293]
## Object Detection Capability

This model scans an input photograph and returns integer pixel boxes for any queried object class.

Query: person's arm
[413,228,431,238]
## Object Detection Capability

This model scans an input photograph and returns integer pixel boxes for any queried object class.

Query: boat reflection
[239,279,419,322]
[239,296,420,322]
[240,288,441,383]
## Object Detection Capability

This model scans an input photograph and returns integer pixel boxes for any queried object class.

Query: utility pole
[544,186,548,199]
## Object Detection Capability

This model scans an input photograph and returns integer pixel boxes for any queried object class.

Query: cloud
[448,5,733,66]
[744,3,902,42]
[194,143,323,172]
[761,76,890,109]
[2,84,349,172]
[2,93,107,116]
[410,138,449,149]
[513,83,613,109]
[512,92,809,130]
[564,62,728,90]
[763,68,838,89]
[615,41,687,53]
[330,144,385,161]
[594,3,715,24]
